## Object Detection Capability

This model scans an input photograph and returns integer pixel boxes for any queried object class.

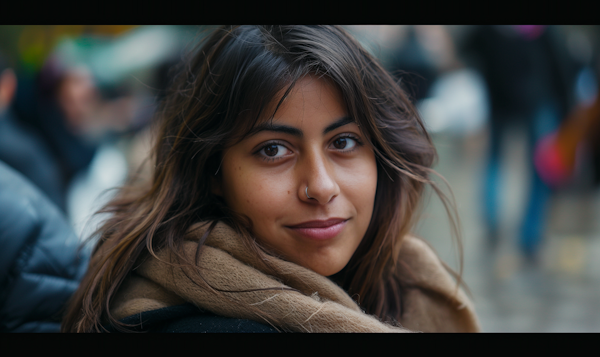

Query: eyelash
[254,134,364,163]
[255,140,290,163]
[334,134,363,153]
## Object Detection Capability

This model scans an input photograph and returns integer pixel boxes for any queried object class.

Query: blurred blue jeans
[484,102,559,258]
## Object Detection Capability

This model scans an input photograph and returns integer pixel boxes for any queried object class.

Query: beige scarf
[110,222,480,332]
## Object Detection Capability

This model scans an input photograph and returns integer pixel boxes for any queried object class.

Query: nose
[299,151,340,205]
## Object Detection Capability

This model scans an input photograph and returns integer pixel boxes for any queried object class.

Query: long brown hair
[62,25,462,332]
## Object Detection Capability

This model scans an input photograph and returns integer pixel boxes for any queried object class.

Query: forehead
[230,75,349,145]
[266,75,346,124]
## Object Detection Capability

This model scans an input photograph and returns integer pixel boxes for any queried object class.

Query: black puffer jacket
[0,160,89,332]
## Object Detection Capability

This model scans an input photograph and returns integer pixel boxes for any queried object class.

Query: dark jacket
[461,25,577,121]
[108,304,279,333]
[0,160,89,332]
[0,110,65,211]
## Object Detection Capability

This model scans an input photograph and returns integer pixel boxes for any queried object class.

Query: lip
[286,218,349,240]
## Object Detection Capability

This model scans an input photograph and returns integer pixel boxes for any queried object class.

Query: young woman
[62,25,480,333]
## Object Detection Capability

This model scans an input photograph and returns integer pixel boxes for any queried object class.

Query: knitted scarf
[110,222,480,332]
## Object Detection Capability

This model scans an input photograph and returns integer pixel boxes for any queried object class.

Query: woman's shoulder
[398,235,451,280]
[396,235,480,332]
[105,303,280,333]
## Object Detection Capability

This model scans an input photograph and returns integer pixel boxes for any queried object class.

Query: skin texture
[215,75,378,276]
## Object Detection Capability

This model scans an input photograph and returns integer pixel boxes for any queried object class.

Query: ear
[0,69,17,111]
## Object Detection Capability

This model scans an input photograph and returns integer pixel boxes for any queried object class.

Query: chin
[308,262,346,277]
[296,249,355,277]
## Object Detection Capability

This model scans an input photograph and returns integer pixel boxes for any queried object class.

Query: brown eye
[258,143,291,160]
[330,136,359,151]
[333,138,347,149]
[263,144,279,156]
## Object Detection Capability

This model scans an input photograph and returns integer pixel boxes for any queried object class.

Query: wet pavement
[417,127,600,332]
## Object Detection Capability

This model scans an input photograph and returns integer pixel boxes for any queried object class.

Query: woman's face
[216,75,378,276]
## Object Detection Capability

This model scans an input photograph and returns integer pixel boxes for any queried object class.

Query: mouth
[286,218,349,240]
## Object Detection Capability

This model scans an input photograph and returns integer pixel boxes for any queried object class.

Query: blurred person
[387,26,439,102]
[0,52,65,210]
[11,42,140,215]
[461,25,578,259]
[387,26,462,104]
[535,92,600,189]
[62,25,479,333]
[11,55,99,212]
[535,27,600,189]
[387,26,489,136]
[0,160,89,332]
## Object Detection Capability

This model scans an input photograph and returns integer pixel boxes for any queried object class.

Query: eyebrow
[248,116,355,138]
[323,116,355,135]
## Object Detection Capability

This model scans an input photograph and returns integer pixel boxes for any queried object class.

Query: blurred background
[1,25,599,332]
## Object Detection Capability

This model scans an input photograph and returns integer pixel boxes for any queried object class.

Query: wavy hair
[62,25,462,332]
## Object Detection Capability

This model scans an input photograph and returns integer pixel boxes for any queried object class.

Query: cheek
[221,160,290,222]
[341,158,378,212]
